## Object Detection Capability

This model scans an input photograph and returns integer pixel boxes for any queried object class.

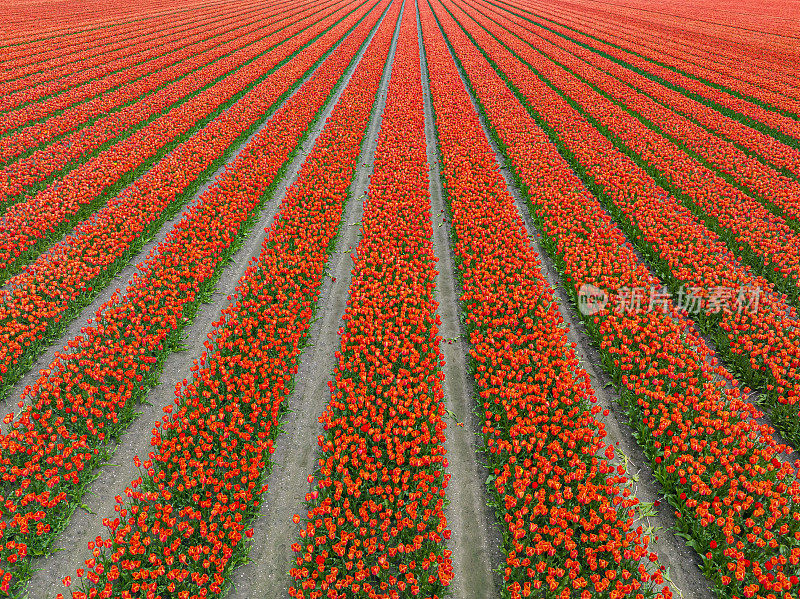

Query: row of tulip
[427,1,800,597]
[482,0,800,147]
[480,0,800,182]
[522,0,800,92]
[503,0,800,117]
[548,0,800,101]
[0,0,268,103]
[0,2,388,593]
[0,0,336,203]
[494,0,800,181]
[441,0,800,452]
[289,4,453,597]
[0,0,216,82]
[8,0,210,41]
[0,2,388,590]
[543,32,800,184]
[0,5,274,136]
[482,0,800,150]
[62,3,402,596]
[508,0,800,100]
[0,0,297,169]
[0,0,363,280]
[419,4,669,598]
[0,0,380,416]
[469,0,800,227]
[463,2,800,301]
[0,0,383,409]
[0,5,259,119]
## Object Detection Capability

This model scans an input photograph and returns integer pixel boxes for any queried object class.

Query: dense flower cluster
[419,5,669,598]
[489,0,800,118]
[487,9,800,223]
[0,0,378,405]
[460,0,800,179]
[440,0,800,449]
[1,0,213,66]
[496,3,800,143]
[0,0,364,276]
[0,1,232,106]
[289,5,453,597]
[0,3,305,135]
[426,1,800,597]
[471,3,800,296]
[466,0,800,233]
[0,0,320,177]
[65,5,398,596]
[0,1,385,592]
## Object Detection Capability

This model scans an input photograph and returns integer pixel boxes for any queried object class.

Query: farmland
[2,0,799,597]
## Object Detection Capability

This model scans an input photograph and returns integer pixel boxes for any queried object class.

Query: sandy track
[0,0,359,408]
[21,5,390,596]
[417,3,504,596]
[432,5,716,597]
[223,6,401,599]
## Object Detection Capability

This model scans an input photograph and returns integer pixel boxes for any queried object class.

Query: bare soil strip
[417,4,504,597]
[222,8,401,599]
[21,7,393,597]
[441,25,714,599]
[0,3,374,433]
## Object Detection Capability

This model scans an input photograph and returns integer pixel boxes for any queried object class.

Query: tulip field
[2,0,800,598]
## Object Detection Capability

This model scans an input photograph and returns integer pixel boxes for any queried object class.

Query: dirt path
[223,8,401,599]
[417,4,504,597]
[21,9,391,597]
[0,2,380,432]
[0,0,364,410]
[439,15,715,599]
[1,107,273,436]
